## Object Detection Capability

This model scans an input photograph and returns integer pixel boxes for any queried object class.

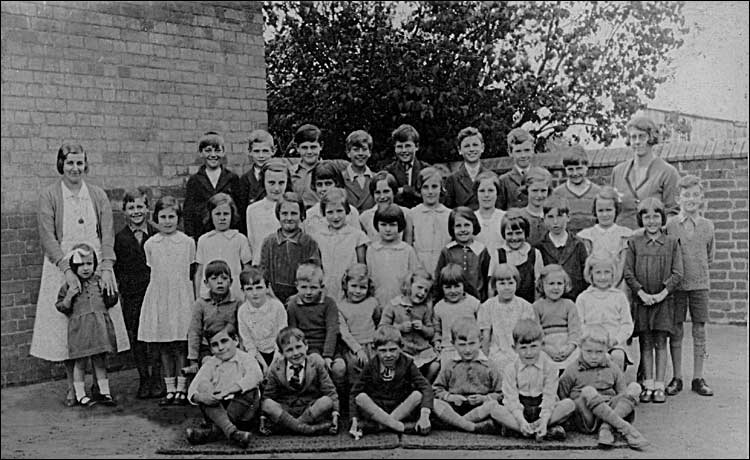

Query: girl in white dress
[139,196,196,405]
[577,186,633,290]
[31,144,129,406]
[474,171,506,257]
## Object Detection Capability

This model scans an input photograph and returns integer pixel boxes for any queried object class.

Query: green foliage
[264,1,687,164]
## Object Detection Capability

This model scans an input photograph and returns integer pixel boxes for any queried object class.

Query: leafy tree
[264,1,687,164]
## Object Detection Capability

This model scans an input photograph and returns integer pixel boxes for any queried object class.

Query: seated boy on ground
[557,326,649,450]
[432,317,503,433]
[349,325,433,438]
[185,323,263,448]
[260,327,339,435]
[494,319,575,441]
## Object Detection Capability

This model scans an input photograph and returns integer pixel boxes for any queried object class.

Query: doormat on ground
[156,429,400,455]
[400,429,628,450]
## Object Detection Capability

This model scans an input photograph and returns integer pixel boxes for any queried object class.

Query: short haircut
[295,261,324,284]
[636,197,667,227]
[472,170,501,198]
[56,143,88,175]
[153,195,181,222]
[204,259,232,280]
[369,170,399,196]
[391,124,420,145]
[205,192,238,229]
[198,131,225,151]
[122,186,150,211]
[275,191,306,221]
[346,130,373,151]
[677,174,703,192]
[419,166,443,185]
[448,206,481,239]
[439,263,466,287]
[456,126,483,147]
[500,209,530,239]
[506,128,534,151]
[400,268,434,299]
[592,186,622,222]
[562,144,589,166]
[580,325,610,348]
[491,262,520,285]
[524,166,552,189]
[239,266,266,287]
[320,187,351,215]
[276,326,306,350]
[69,243,98,275]
[311,161,344,190]
[536,264,572,298]
[373,324,402,349]
[260,158,290,186]
[204,322,238,343]
[248,129,275,149]
[451,316,480,343]
[542,195,570,216]
[341,263,375,300]
[374,203,406,233]
[583,253,617,285]
[294,124,322,145]
[625,115,659,146]
[512,318,544,345]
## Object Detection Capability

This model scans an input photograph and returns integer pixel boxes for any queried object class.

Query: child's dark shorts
[201,388,261,429]
[520,394,543,422]
[448,401,476,416]
[570,393,635,434]
[673,290,709,324]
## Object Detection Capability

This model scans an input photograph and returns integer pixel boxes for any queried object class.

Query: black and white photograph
[1,1,747,458]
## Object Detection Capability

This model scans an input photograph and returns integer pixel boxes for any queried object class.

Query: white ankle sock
[98,378,110,396]
[176,376,187,392]
[73,382,86,400]
[654,381,665,391]
[164,377,176,393]
[644,379,655,390]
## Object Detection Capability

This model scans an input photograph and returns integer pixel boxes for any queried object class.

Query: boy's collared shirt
[187,348,263,405]
[515,165,529,178]
[237,297,287,355]
[286,357,307,381]
[558,355,625,402]
[433,350,502,401]
[502,352,559,421]
[346,164,374,189]
[262,352,340,413]
[187,292,240,361]
[465,162,481,182]
[665,212,714,290]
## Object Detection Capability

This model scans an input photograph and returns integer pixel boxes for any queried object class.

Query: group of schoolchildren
[60,119,716,452]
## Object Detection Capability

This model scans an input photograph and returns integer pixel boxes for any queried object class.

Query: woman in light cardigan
[30,144,129,406]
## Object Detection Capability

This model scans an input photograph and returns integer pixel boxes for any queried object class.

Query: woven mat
[156,421,400,455]
[400,428,628,450]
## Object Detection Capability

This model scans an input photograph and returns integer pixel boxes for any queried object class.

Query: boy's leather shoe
[229,430,252,448]
[186,426,221,445]
[665,378,683,396]
[639,389,653,403]
[691,378,714,396]
[651,389,667,403]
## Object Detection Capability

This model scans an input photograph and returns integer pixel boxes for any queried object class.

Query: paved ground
[1,324,748,459]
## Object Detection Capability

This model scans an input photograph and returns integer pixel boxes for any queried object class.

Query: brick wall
[1,1,266,386]
[442,138,749,325]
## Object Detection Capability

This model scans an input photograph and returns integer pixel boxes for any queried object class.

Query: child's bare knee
[559,398,576,413]
[408,391,422,401]
[626,382,641,399]
[354,393,369,407]
[318,395,334,409]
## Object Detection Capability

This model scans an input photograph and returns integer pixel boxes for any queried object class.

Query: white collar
[515,166,529,176]
[347,164,373,178]
[548,231,568,248]
[446,240,485,255]
[61,180,89,199]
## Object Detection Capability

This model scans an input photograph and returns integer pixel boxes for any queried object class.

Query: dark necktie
[290,364,303,390]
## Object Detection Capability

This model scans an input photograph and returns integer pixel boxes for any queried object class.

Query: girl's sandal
[174,391,188,405]
[77,396,97,407]
[159,391,176,406]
